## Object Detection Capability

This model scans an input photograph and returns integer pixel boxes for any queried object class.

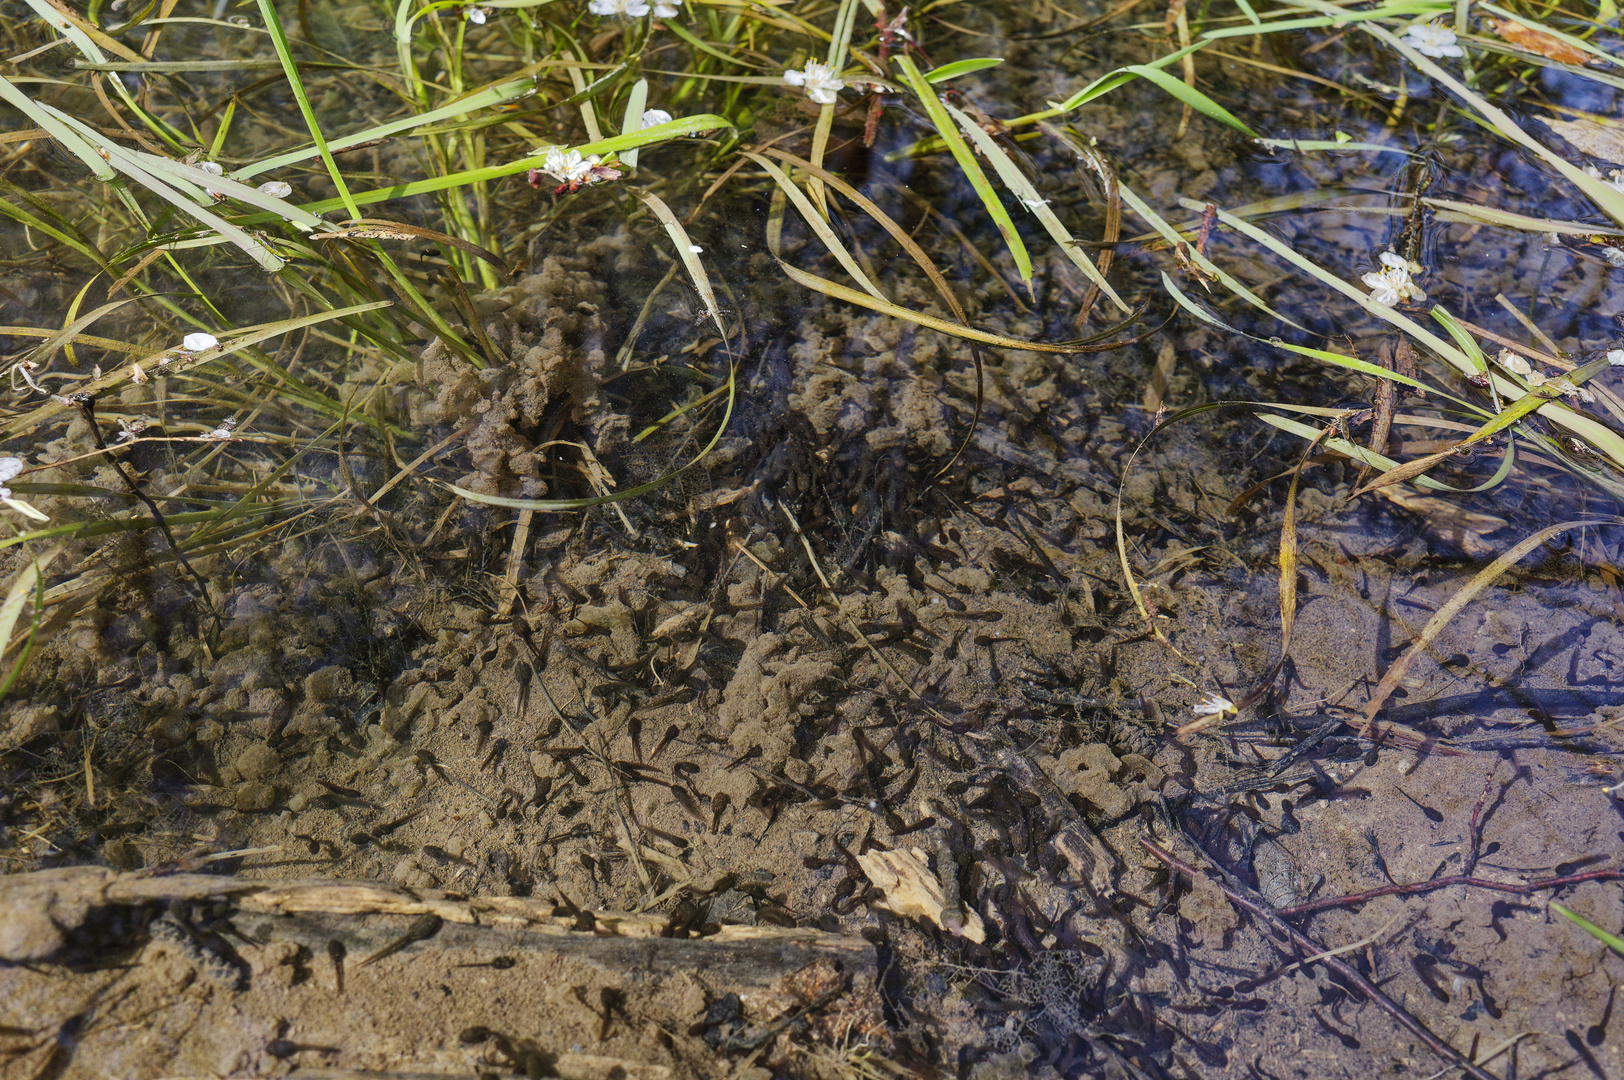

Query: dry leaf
[1485,18,1590,65]
[856,847,986,942]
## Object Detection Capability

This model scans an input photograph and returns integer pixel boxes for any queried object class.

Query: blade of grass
[750,151,888,304]
[1359,517,1624,737]
[634,190,728,341]
[1551,903,1624,955]
[892,53,1032,289]
[943,102,1126,311]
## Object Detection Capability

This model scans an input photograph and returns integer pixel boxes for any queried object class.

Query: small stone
[236,781,277,812]
[0,704,60,752]
[304,665,352,703]
[233,742,280,781]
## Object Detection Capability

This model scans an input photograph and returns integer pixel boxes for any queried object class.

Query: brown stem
[1141,839,1500,1080]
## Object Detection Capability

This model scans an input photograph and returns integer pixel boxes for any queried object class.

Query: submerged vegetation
[2,0,1624,674]
[2,0,1624,1073]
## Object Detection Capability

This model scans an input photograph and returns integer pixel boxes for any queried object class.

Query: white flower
[462,5,487,22]
[181,332,219,351]
[1191,693,1236,719]
[688,244,703,253]
[0,457,23,499]
[784,60,846,105]
[1403,21,1464,59]
[1360,250,1427,307]
[591,0,664,15]
[1607,349,1624,367]
[257,180,292,197]
[1584,164,1624,195]
[542,147,598,185]
[641,108,673,128]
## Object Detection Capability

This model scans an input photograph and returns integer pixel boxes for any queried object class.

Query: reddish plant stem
[1276,868,1624,917]
[1463,763,1499,878]
[1280,762,1622,916]
[1141,839,1500,1080]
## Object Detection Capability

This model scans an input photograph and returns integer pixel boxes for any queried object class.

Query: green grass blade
[635,190,728,341]
[621,77,651,170]
[1551,903,1624,955]
[924,58,1004,83]
[944,102,1126,311]
[748,152,887,304]
[892,54,1032,288]
[255,0,361,220]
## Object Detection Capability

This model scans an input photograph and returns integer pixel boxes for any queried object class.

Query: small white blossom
[1607,349,1624,367]
[542,147,598,186]
[0,457,23,499]
[784,60,846,105]
[0,457,43,519]
[181,332,219,352]
[257,180,293,197]
[1584,164,1624,195]
[591,0,667,15]
[1403,21,1464,59]
[641,108,673,128]
[1191,693,1237,719]
[1361,250,1426,307]
[462,5,487,22]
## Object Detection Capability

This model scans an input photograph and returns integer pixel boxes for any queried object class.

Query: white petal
[0,457,25,484]
[641,108,673,127]
[257,180,293,197]
[1607,349,1624,367]
[182,332,219,351]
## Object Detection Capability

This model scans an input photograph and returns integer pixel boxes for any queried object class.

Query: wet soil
[4,2,1624,1079]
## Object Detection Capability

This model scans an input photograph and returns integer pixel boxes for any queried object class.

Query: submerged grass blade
[1359,517,1624,735]
[750,151,887,303]
[892,54,1032,288]
[635,190,728,341]
[943,103,1126,312]
[1551,903,1624,955]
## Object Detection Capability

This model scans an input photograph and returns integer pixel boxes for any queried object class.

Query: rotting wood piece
[0,870,883,1079]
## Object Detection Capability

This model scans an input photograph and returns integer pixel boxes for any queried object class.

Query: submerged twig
[1141,839,1500,1080]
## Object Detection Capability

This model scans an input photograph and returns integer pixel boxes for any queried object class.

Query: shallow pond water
[1,1,1623,1077]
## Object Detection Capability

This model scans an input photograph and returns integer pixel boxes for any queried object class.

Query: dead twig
[1141,839,1500,1080]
